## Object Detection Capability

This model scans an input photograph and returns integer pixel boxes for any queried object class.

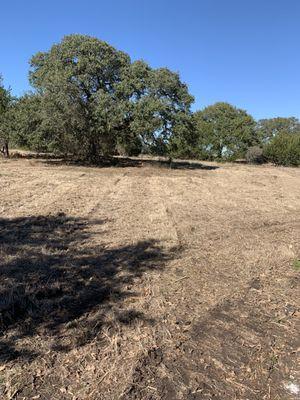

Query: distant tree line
[0,34,299,166]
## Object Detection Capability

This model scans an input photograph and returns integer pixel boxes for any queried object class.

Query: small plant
[245,146,264,164]
[293,259,300,270]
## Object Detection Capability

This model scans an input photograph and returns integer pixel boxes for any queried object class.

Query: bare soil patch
[0,156,299,399]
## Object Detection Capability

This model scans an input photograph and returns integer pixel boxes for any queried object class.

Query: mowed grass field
[0,156,299,399]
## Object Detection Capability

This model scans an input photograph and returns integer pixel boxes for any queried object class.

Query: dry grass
[0,155,299,399]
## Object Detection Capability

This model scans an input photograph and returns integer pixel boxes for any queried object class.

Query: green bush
[245,146,264,164]
[263,133,300,166]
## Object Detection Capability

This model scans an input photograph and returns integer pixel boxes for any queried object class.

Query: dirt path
[0,158,299,399]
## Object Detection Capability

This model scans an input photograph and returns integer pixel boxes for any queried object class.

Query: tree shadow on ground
[43,157,219,170]
[0,213,173,362]
[138,158,219,170]
[10,152,219,170]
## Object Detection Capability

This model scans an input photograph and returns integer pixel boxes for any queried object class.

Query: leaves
[257,117,300,143]
[191,102,257,160]
[25,34,193,160]
[263,132,300,166]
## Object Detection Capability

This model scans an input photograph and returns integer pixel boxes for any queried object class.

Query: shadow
[40,156,142,168]
[10,151,64,160]
[38,156,219,170]
[141,159,219,170]
[233,159,248,164]
[0,338,39,362]
[0,213,172,361]
[9,150,219,170]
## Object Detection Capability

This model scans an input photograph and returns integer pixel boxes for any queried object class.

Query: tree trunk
[88,139,99,163]
[217,145,223,159]
[1,141,9,158]
[4,141,9,158]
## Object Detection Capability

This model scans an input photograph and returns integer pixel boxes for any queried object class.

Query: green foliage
[127,66,194,154]
[0,75,14,156]
[29,35,130,160]
[257,117,300,143]
[193,102,257,160]
[293,259,300,270]
[263,132,300,166]
[168,113,203,159]
[245,146,264,164]
[9,94,54,152]
[0,76,11,114]
[28,35,193,161]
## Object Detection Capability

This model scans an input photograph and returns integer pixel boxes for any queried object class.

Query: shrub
[263,133,300,166]
[245,146,264,164]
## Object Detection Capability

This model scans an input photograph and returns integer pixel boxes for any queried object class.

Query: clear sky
[1,0,299,120]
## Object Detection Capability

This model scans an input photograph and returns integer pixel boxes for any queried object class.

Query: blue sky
[1,0,299,120]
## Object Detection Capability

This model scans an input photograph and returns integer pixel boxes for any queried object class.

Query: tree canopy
[257,117,300,143]
[193,102,257,160]
[28,34,193,160]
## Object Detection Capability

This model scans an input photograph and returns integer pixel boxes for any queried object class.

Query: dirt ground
[0,156,299,400]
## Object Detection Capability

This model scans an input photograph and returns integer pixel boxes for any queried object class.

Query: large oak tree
[194,102,257,160]
[29,34,193,160]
